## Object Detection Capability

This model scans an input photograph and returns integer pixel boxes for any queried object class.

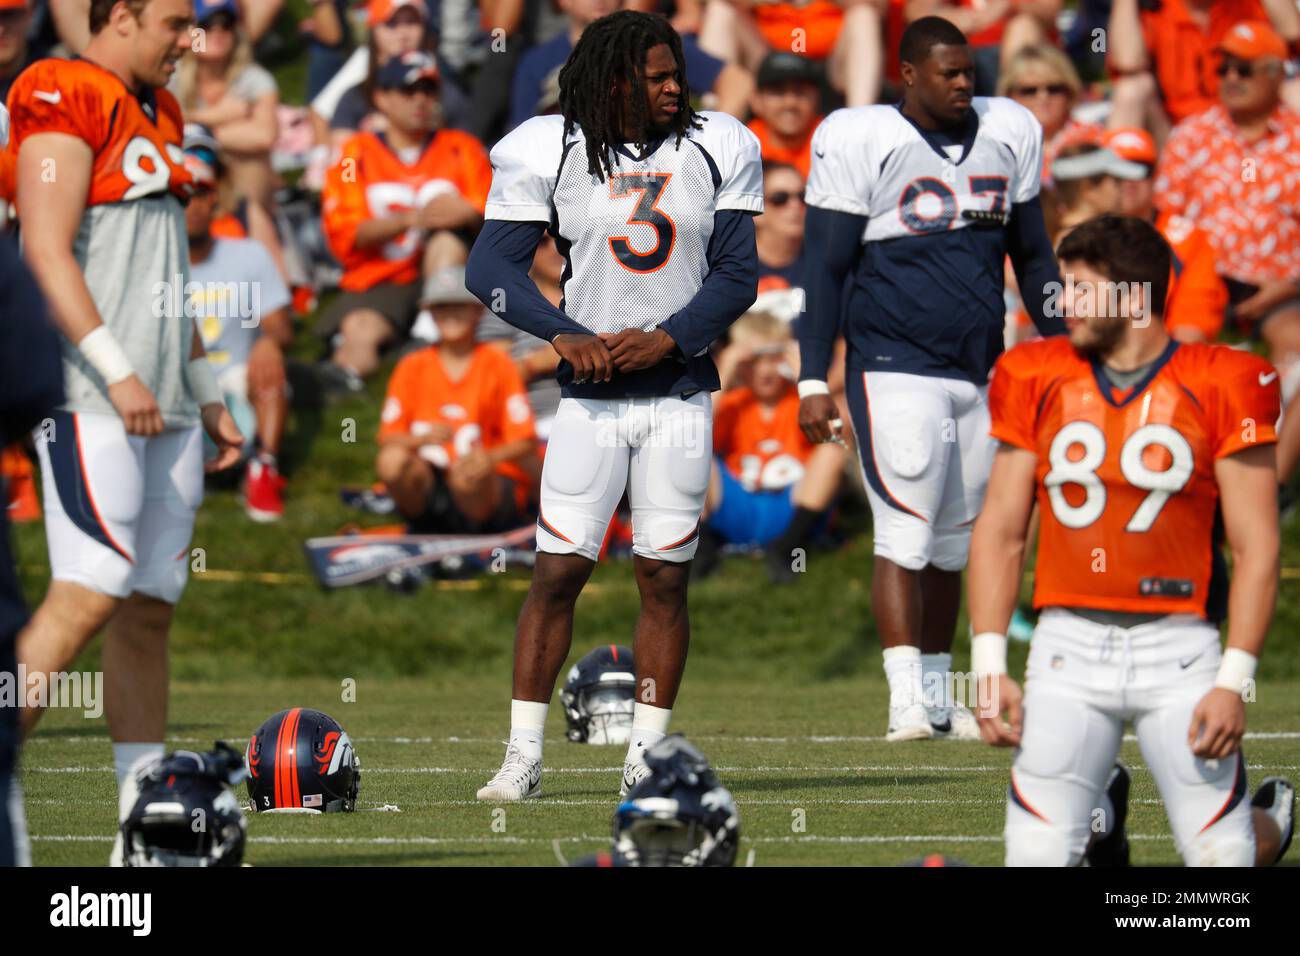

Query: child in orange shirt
[376,266,540,533]
[698,312,845,582]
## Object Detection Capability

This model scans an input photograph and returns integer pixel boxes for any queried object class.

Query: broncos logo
[246,734,261,779]
[315,731,342,775]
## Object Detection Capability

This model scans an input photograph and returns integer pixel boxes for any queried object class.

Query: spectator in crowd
[510,0,752,130]
[747,52,822,178]
[755,160,805,292]
[311,0,472,148]
[1107,0,1300,138]
[470,0,569,144]
[184,123,296,294]
[184,146,295,521]
[301,0,354,101]
[698,0,885,106]
[1105,126,1227,343]
[173,0,281,206]
[1049,142,1145,241]
[999,43,1100,185]
[0,0,35,103]
[906,0,1060,95]
[696,311,843,583]
[320,51,491,389]
[1155,21,1300,374]
[377,266,540,533]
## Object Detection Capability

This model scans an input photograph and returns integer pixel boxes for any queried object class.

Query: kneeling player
[969,215,1294,866]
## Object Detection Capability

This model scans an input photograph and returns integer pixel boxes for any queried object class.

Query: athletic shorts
[536,393,712,563]
[708,464,796,547]
[845,369,995,571]
[410,470,525,535]
[316,280,421,343]
[1004,608,1254,867]
[34,411,204,605]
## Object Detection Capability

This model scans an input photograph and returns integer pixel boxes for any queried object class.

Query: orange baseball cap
[368,0,427,27]
[1103,128,1157,167]
[1217,20,1288,61]
[0,0,30,10]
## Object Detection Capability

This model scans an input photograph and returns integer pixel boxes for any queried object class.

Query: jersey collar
[376,129,436,164]
[894,101,979,166]
[1089,338,1179,408]
[73,55,160,127]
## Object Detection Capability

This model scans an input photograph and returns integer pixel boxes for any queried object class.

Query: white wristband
[971,631,1009,676]
[1214,647,1258,695]
[187,357,223,409]
[78,326,134,386]
[797,379,829,398]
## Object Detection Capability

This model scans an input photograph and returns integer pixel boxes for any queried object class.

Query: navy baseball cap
[375,51,441,91]
[194,0,238,24]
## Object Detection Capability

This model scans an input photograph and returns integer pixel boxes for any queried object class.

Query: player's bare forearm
[1217,445,1280,658]
[968,445,1038,635]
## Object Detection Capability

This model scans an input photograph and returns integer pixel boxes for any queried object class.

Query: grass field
[11,376,1300,866]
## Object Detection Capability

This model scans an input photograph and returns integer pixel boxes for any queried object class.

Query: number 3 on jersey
[607,172,674,273]
[1045,421,1195,532]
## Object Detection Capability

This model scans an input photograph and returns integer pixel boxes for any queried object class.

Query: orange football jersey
[714,384,814,491]
[990,337,1280,616]
[6,58,192,209]
[379,343,537,488]
[322,129,492,292]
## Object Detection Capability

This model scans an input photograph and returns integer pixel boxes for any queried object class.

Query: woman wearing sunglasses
[998,43,1099,186]
[172,0,280,207]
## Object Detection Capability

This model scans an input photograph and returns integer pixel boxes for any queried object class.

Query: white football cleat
[886,702,935,742]
[1252,777,1295,865]
[928,703,982,741]
[476,744,542,802]
[619,759,651,797]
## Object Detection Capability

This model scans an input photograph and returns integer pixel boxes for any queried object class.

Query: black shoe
[764,541,799,584]
[1087,763,1131,867]
[1252,777,1295,865]
[690,529,722,581]
[316,361,365,398]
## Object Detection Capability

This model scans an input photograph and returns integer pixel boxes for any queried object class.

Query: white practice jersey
[485,112,764,337]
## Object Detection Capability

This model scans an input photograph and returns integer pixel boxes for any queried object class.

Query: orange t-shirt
[752,1,844,60]
[1132,0,1269,123]
[6,58,192,210]
[747,115,821,179]
[713,384,814,491]
[379,343,537,488]
[989,337,1279,616]
[322,128,492,292]
[1159,210,1228,340]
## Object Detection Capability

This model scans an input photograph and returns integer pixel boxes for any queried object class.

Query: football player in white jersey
[465,10,763,800]
[796,17,1066,742]
[9,0,242,863]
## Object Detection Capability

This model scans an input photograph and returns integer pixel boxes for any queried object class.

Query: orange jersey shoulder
[7,58,191,209]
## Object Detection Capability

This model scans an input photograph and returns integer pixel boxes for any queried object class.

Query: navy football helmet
[614,734,739,867]
[561,645,636,744]
[121,742,248,867]
[246,708,360,812]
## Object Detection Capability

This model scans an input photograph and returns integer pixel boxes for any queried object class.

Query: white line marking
[29,832,1180,847]
[22,731,1300,745]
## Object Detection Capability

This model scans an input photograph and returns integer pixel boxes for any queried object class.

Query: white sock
[626,703,672,765]
[7,776,31,867]
[920,652,953,710]
[508,699,548,763]
[1093,792,1116,840]
[113,742,164,822]
[883,645,924,709]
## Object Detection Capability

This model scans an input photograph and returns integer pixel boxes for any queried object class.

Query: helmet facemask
[579,684,635,745]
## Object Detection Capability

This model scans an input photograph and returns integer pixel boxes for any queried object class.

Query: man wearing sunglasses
[1156,22,1300,388]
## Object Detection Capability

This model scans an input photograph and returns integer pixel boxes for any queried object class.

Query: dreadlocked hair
[558,10,702,183]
